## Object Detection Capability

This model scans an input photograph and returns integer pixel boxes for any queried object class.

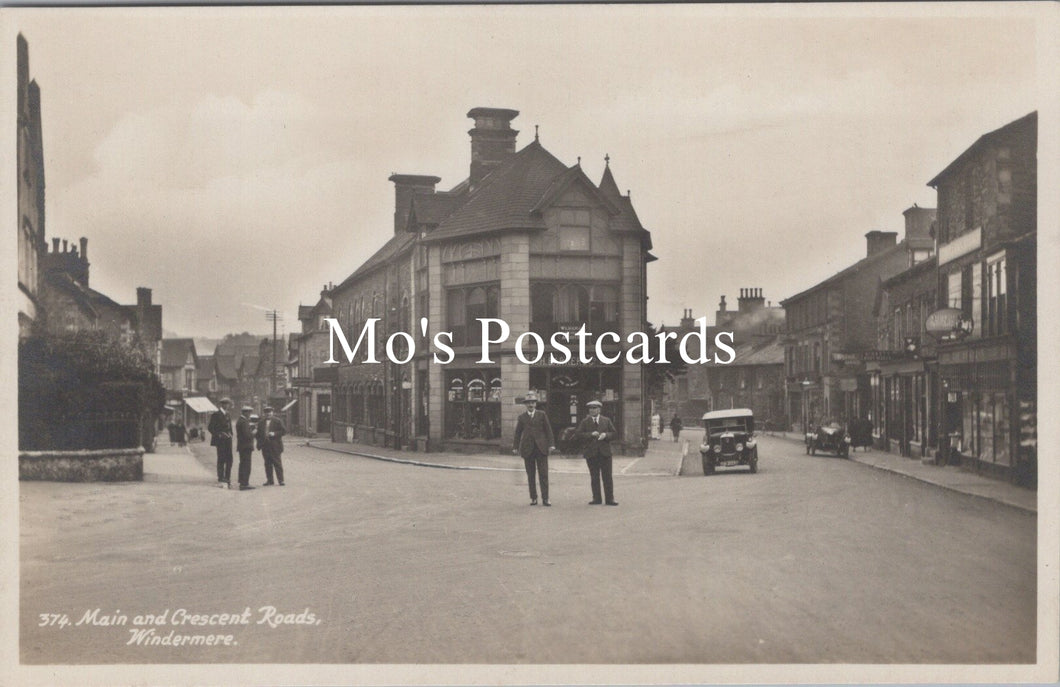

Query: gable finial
[534,125,539,142]
[604,153,610,167]
[577,156,581,166]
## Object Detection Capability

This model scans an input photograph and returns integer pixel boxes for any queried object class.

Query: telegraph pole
[265,310,282,398]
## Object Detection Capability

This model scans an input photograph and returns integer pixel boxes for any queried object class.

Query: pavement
[144,429,1035,513]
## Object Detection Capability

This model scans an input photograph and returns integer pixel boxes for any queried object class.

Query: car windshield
[707,422,747,435]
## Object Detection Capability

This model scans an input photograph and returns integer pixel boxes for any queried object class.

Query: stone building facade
[927,111,1036,485]
[315,107,655,454]
[781,207,935,431]
[17,34,45,338]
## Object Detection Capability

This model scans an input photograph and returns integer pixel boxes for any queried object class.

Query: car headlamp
[713,445,722,453]
[735,443,744,451]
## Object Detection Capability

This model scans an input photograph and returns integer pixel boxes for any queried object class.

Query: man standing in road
[257,406,286,486]
[208,397,234,489]
[574,400,618,506]
[234,406,256,491]
[512,391,555,506]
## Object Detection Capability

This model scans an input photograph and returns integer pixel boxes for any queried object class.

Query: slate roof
[408,193,464,229]
[44,272,98,318]
[597,164,653,250]
[196,355,214,377]
[161,338,197,369]
[424,140,569,243]
[214,354,238,380]
[729,337,785,367]
[928,111,1036,188]
[336,232,417,290]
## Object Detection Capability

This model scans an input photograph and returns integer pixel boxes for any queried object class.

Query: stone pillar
[620,235,646,453]
[428,246,445,447]
[499,233,531,448]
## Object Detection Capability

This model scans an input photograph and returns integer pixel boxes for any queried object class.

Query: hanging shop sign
[926,308,973,341]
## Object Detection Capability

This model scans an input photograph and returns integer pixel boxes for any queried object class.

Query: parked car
[805,422,851,457]
[699,408,758,475]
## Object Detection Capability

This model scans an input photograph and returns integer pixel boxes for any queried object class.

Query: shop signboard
[926,308,973,341]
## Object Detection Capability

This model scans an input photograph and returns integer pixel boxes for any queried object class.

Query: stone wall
[19,447,144,482]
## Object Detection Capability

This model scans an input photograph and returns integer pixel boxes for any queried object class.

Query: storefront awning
[184,396,219,414]
[281,399,298,412]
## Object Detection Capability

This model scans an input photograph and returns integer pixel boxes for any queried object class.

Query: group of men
[207,398,287,490]
[512,392,619,507]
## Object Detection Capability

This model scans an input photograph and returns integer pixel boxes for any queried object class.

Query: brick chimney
[865,230,898,258]
[137,287,152,307]
[902,204,936,240]
[737,287,765,313]
[467,107,519,191]
[388,174,440,235]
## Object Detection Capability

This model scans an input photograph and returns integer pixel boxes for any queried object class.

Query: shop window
[445,370,501,440]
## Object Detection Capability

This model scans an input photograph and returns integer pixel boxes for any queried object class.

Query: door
[317,394,332,434]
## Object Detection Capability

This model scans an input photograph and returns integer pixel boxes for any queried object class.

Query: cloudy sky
[7,5,1046,338]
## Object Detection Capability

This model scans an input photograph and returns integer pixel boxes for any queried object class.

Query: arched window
[590,285,618,326]
[556,285,590,322]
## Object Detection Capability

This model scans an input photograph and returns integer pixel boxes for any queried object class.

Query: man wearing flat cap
[234,406,256,490]
[208,398,234,489]
[574,399,619,505]
[512,391,555,506]
[256,405,286,486]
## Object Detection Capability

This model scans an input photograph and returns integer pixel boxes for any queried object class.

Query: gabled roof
[44,271,98,318]
[729,337,784,366]
[928,111,1036,187]
[196,355,214,377]
[215,354,238,380]
[161,338,197,369]
[298,305,315,321]
[781,239,911,307]
[529,164,620,216]
[424,140,569,243]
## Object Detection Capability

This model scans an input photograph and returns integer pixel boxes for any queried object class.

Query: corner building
[326,108,655,454]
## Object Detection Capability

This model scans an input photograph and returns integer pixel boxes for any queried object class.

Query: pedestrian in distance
[208,398,234,489]
[512,391,555,506]
[574,400,618,506]
[670,414,683,443]
[257,406,286,486]
[235,405,256,490]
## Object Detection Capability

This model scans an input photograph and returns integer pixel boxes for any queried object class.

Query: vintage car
[699,408,758,475]
[805,422,851,457]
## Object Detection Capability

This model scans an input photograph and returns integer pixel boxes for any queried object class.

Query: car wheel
[702,454,715,476]
[749,448,758,473]
[840,446,849,458]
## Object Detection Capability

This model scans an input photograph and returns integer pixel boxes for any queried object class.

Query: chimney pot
[52,237,59,252]
[62,239,68,252]
[79,237,88,261]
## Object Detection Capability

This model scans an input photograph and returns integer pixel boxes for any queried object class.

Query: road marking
[620,459,641,475]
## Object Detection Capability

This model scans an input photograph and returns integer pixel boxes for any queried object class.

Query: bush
[19,331,165,451]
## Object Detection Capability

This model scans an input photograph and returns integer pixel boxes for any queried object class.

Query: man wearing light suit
[512,391,555,506]
[574,399,618,506]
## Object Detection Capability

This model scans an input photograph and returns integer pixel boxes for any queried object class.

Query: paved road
[20,435,1035,664]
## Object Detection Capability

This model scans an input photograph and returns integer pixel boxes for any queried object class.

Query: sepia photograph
[4,3,1058,685]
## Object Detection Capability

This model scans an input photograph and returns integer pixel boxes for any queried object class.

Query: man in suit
[234,405,256,491]
[256,406,286,486]
[208,397,234,489]
[512,391,555,506]
[574,400,618,506]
